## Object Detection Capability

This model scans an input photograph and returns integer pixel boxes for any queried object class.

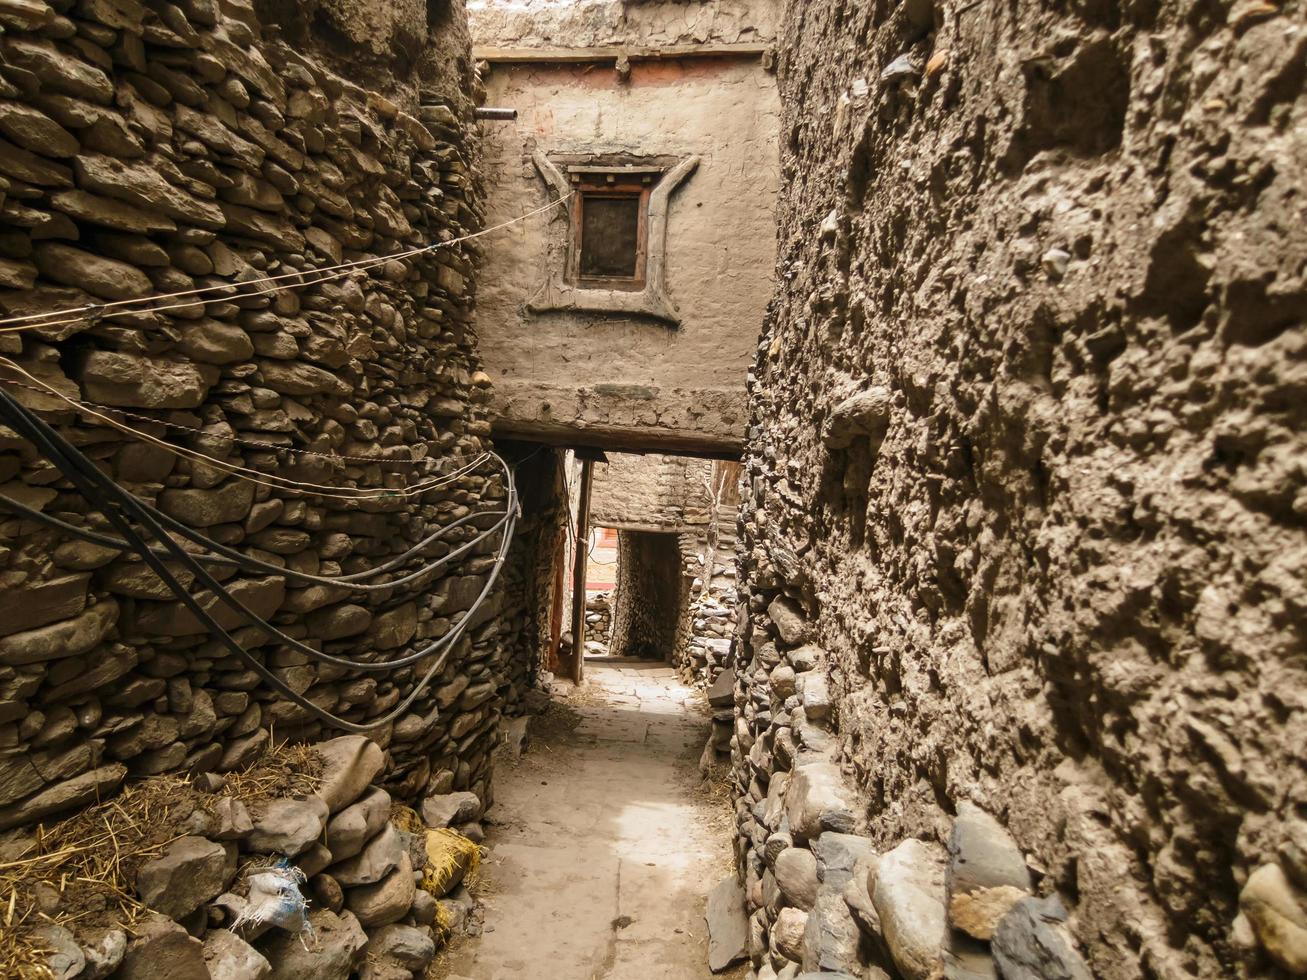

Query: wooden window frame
[529,153,700,326]
[567,175,654,292]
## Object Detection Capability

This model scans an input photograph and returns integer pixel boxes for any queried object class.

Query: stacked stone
[0,0,511,830]
[715,592,1096,979]
[488,458,566,711]
[33,736,478,979]
[681,495,740,688]
[583,590,611,654]
[683,574,735,687]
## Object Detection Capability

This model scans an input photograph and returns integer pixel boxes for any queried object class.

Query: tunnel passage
[607,530,690,662]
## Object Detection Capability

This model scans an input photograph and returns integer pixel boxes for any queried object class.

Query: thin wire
[0,193,574,333]
[0,359,490,499]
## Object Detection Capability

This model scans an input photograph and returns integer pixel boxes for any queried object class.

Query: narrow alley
[443,658,738,980]
[0,0,1301,974]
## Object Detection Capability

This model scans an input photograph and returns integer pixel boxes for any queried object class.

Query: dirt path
[439,658,742,980]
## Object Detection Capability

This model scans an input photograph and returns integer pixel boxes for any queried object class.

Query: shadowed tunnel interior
[609,531,687,663]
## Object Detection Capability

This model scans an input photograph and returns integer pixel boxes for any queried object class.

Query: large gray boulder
[245,796,328,857]
[361,923,437,980]
[947,802,1032,940]
[872,838,947,980]
[707,666,735,708]
[77,927,127,980]
[706,876,749,972]
[774,847,819,910]
[992,895,1093,980]
[260,909,367,980]
[420,790,480,828]
[315,735,385,813]
[767,596,810,646]
[331,823,404,886]
[135,835,234,919]
[802,890,861,974]
[772,905,809,961]
[116,916,209,980]
[34,924,83,980]
[346,852,416,927]
[784,761,859,840]
[811,831,876,891]
[203,928,271,980]
[326,787,391,862]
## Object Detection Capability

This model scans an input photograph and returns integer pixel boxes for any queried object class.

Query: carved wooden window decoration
[529,152,699,327]
[568,169,654,290]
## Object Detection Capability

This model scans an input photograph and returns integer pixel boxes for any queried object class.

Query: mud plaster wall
[735,0,1307,977]
[471,50,780,454]
[593,453,739,677]
[0,0,508,830]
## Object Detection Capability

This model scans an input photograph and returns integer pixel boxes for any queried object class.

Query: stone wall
[585,589,612,652]
[731,1,1307,978]
[0,0,510,831]
[607,529,687,662]
[491,445,566,697]
[590,451,714,532]
[589,453,741,677]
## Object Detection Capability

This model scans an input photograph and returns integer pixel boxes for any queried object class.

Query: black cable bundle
[0,385,519,732]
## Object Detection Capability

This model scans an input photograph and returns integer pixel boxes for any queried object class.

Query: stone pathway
[440,658,741,980]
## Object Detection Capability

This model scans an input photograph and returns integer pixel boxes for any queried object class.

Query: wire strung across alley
[0,192,574,336]
[0,180,579,730]
[0,383,524,732]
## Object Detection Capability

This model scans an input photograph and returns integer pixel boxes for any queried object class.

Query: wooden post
[547,527,566,673]
[569,457,595,684]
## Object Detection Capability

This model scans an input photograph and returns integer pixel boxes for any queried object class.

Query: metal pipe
[475,107,518,120]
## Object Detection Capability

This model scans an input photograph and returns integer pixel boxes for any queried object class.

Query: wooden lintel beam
[474,43,771,65]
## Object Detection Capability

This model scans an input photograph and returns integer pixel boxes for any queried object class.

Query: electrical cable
[0,395,520,673]
[0,385,519,730]
[0,356,490,499]
[0,491,509,590]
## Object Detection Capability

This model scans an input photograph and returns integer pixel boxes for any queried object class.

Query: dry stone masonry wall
[584,589,612,653]
[590,452,741,685]
[0,0,517,835]
[730,0,1307,978]
[9,736,489,978]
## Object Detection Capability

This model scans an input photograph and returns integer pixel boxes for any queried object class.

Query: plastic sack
[231,859,312,938]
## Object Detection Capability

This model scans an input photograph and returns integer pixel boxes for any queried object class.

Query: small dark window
[580,194,641,278]
[567,173,653,290]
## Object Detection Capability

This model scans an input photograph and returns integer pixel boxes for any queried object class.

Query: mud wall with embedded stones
[731,1,1307,978]
[0,0,513,832]
[607,529,687,662]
